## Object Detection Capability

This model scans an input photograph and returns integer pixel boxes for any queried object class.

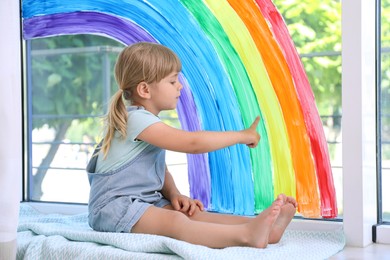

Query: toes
[286,196,298,207]
[276,194,287,205]
[275,194,298,208]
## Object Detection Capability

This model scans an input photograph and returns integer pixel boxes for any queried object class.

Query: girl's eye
[170,81,176,84]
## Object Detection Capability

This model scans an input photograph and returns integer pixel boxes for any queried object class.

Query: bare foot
[268,203,296,243]
[246,194,284,248]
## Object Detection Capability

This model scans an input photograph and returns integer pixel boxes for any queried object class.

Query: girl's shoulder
[126,106,161,132]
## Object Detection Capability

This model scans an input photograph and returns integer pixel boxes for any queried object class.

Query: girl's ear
[136,82,151,99]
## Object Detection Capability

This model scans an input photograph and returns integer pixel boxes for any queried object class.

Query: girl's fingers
[180,200,190,212]
[194,199,204,211]
[251,116,260,129]
[188,203,197,216]
[171,199,181,211]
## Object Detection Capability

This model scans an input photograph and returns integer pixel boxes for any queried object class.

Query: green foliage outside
[274,0,341,116]
[31,35,124,141]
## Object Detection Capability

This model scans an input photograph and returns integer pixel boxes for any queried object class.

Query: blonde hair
[101,42,182,158]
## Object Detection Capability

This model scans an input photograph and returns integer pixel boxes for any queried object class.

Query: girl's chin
[162,106,176,111]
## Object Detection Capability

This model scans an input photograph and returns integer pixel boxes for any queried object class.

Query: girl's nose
[178,82,183,91]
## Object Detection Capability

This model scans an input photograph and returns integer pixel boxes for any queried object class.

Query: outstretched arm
[138,116,261,154]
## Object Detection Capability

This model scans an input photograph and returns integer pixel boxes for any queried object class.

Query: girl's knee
[171,209,191,224]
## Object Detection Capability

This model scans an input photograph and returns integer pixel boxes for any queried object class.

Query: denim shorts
[89,196,170,233]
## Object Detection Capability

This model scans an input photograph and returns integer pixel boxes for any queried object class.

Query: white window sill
[288,218,343,232]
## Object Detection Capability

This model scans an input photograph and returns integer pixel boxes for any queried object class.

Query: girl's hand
[170,194,204,216]
[241,116,261,148]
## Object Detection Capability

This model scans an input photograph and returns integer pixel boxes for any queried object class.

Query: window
[25,3,343,217]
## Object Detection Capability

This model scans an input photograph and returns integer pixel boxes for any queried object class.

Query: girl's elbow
[184,139,207,154]
[188,148,206,154]
[184,145,204,154]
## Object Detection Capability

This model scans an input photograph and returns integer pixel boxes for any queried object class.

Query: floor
[330,243,390,259]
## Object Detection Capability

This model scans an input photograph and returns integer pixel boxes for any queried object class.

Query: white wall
[342,0,377,247]
[0,0,22,258]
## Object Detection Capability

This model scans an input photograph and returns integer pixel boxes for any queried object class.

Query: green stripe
[180,0,274,212]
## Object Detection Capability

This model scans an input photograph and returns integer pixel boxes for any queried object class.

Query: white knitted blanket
[17,204,345,260]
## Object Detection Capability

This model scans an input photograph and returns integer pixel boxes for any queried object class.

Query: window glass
[381,0,390,222]
[28,35,124,202]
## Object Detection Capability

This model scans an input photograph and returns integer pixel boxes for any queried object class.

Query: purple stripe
[23,11,154,43]
[177,75,211,206]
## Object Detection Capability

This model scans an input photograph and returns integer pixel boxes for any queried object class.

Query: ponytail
[101,89,128,158]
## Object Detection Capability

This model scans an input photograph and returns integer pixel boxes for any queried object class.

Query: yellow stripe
[204,0,296,198]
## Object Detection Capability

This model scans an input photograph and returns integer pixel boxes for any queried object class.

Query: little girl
[87,42,297,248]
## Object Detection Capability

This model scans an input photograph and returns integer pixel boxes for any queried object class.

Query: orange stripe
[228,0,320,217]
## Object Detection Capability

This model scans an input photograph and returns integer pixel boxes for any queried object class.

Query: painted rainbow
[22,0,338,218]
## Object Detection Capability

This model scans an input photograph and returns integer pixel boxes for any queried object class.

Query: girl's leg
[164,204,250,224]
[165,194,296,244]
[131,196,284,248]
